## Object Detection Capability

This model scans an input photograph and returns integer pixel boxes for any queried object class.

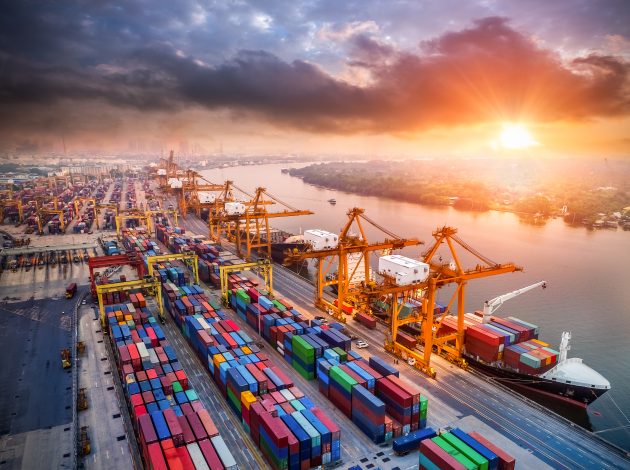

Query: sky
[1,0,629,157]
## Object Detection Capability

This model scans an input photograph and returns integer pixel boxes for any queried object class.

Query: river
[202,162,630,451]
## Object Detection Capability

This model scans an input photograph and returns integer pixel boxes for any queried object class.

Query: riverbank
[288,160,630,231]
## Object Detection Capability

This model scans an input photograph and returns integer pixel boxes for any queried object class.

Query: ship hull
[465,355,608,407]
[270,242,308,263]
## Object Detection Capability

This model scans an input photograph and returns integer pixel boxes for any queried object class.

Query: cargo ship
[440,311,611,407]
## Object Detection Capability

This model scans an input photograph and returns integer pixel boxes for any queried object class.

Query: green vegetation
[290,160,630,224]
[290,162,493,211]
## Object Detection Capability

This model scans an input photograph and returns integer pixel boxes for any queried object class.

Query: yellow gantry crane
[115,212,150,238]
[94,203,119,229]
[284,207,422,323]
[37,209,66,234]
[219,259,273,304]
[383,226,522,378]
[144,209,179,231]
[146,252,200,285]
[0,199,24,223]
[177,169,226,218]
[96,277,163,327]
[210,186,313,261]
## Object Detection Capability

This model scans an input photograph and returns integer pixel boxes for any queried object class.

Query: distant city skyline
[1,1,629,157]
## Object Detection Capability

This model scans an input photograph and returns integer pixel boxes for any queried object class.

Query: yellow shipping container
[531,339,550,347]
[213,354,226,368]
[241,391,257,409]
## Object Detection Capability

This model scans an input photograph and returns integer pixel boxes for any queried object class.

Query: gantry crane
[284,208,422,322]
[96,277,163,327]
[73,197,97,221]
[156,150,179,190]
[37,209,66,234]
[115,213,150,238]
[384,226,522,377]
[145,252,200,285]
[88,253,146,298]
[176,170,226,218]
[211,186,312,261]
[48,175,69,190]
[144,209,179,230]
[219,259,273,304]
[94,203,119,229]
[0,199,24,223]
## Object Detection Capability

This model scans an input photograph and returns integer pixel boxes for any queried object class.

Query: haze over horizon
[1,1,629,157]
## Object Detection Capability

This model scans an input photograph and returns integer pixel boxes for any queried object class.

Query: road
[176,206,630,469]
[77,299,136,470]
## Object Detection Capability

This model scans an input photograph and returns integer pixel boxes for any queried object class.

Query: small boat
[327,198,337,205]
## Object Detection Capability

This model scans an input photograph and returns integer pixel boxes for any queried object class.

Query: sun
[498,124,537,149]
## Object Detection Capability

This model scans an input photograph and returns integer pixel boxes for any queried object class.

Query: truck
[66,282,77,299]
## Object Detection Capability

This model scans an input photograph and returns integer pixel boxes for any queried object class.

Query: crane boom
[482,280,547,322]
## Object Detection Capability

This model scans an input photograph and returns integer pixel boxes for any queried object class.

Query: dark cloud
[1,11,629,139]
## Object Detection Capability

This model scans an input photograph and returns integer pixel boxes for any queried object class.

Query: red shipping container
[338,364,367,389]
[191,400,205,413]
[175,446,195,470]
[396,331,417,350]
[160,376,173,395]
[175,370,189,390]
[387,375,421,404]
[138,413,158,445]
[420,439,465,470]
[141,390,155,404]
[225,319,239,332]
[354,311,377,329]
[147,442,168,470]
[185,411,208,441]
[177,415,196,445]
[198,438,225,470]
[467,324,502,346]
[353,360,384,380]
[491,317,529,341]
[270,366,294,389]
[468,432,516,470]
[133,404,147,423]
[376,377,412,407]
[197,409,220,438]
[271,391,286,404]
[164,409,185,447]
[131,393,144,407]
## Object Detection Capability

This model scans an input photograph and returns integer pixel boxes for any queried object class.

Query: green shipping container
[185,389,199,402]
[272,300,287,312]
[172,381,183,394]
[329,366,357,394]
[290,400,305,411]
[441,432,488,470]
[432,436,477,470]
[332,347,347,362]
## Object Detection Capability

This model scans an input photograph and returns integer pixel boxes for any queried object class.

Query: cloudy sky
[1,0,629,156]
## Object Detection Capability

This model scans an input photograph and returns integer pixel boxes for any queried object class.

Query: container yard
[1,168,629,470]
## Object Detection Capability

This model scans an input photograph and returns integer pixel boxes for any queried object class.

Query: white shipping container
[157,168,167,176]
[168,178,183,189]
[198,191,216,204]
[211,435,238,469]
[136,342,150,360]
[304,229,339,250]
[186,443,210,470]
[378,254,430,286]
[225,202,246,215]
